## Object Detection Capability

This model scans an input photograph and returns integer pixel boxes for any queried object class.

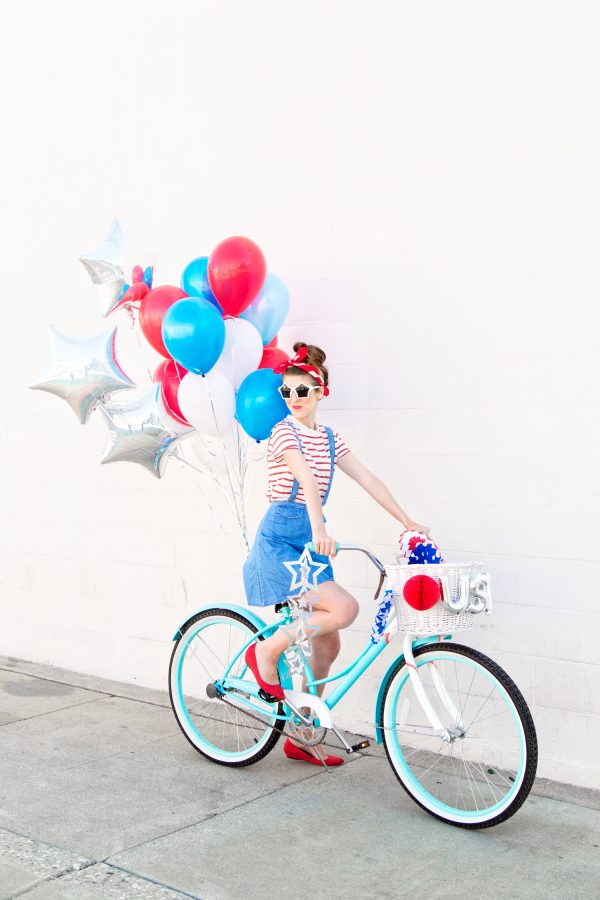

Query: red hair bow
[272,346,330,396]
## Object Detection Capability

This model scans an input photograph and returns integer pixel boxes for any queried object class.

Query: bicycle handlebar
[306,541,387,577]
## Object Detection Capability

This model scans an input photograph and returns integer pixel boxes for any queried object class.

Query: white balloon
[211,318,263,390]
[156,392,194,436]
[178,370,235,436]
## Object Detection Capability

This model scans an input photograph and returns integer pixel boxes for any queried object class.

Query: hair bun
[293,341,326,365]
[289,341,329,389]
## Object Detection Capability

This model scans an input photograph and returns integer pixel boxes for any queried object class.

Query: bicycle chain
[219,692,331,749]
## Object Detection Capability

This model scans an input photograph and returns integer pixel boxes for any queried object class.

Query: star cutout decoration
[30,325,135,424]
[99,384,190,479]
[283,546,328,598]
[285,650,306,676]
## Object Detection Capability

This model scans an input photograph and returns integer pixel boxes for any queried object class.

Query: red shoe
[244,642,284,702]
[283,738,345,767]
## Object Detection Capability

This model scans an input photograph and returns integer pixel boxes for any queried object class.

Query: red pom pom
[403,575,440,611]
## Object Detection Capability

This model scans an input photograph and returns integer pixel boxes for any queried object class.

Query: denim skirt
[243,500,334,608]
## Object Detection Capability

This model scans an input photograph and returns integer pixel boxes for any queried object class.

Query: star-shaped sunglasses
[277,382,322,401]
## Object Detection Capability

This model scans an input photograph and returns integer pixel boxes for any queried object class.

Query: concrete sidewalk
[0,655,598,900]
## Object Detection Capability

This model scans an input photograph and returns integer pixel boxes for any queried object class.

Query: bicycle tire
[169,608,283,768]
[379,642,537,828]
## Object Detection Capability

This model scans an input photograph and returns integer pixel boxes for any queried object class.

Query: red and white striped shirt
[266,415,351,504]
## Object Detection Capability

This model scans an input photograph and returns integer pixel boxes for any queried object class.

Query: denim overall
[243,421,336,607]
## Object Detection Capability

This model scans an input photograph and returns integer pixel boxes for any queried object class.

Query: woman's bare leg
[287,629,342,754]
[254,580,358,684]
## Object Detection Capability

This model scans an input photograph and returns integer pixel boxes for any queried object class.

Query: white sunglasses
[277,381,322,401]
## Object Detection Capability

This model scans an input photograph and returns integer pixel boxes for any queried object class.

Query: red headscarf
[272,345,330,396]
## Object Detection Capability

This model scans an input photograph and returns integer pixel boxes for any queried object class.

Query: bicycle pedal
[258,688,282,704]
[349,740,370,753]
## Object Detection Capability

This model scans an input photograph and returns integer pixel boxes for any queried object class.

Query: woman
[243,342,430,766]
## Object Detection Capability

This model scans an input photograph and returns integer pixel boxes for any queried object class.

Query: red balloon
[208,236,266,317]
[402,575,440,611]
[266,335,278,348]
[114,281,149,312]
[153,359,189,424]
[258,347,289,370]
[139,285,187,357]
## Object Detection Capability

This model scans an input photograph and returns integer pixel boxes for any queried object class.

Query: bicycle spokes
[382,646,534,824]
[170,611,281,764]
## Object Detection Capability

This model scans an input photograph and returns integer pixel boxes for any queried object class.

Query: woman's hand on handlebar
[311,529,338,557]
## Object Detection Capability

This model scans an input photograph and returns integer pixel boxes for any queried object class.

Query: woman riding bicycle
[242,341,430,766]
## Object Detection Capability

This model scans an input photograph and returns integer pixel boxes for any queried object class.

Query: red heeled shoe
[283,738,345,767]
[244,642,285,702]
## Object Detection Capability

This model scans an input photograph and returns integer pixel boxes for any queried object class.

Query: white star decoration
[283,546,328,597]
[281,546,327,679]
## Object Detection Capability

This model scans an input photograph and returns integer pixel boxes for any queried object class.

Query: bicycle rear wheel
[169,608,282,767]
[380,643,537,827]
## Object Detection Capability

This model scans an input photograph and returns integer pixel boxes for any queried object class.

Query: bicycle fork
[402,634,462,742]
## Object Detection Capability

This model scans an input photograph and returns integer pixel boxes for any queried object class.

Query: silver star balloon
[79,257,126,318]
[79,219,127,316]
[30,325,135,424]
[99,384,190,479]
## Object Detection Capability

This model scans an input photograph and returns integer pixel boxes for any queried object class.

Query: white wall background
[1,1,599,790]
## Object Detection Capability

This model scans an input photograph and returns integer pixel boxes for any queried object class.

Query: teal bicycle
[168,543,537,828]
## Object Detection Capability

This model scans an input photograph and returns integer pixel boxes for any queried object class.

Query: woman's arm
[280,449,338,556]
[336,452,430,534]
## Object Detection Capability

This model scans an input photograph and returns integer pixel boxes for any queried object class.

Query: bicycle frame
[178,542,459,739]
[214,604,445,727]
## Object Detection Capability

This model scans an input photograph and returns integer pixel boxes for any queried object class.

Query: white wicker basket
[385,561,491,636]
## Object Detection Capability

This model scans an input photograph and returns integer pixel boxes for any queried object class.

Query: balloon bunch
[31,221,295,550]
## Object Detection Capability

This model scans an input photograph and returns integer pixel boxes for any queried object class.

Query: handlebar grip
[307,541,341,554]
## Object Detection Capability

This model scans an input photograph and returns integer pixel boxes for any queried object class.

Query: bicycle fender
[171,603,269,641]
[373,635,450,744]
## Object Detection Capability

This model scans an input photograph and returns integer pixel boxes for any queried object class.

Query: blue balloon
[236,369,288,441]
[181,256,222,312]
[162,298,225,375]
[239,273,289,345]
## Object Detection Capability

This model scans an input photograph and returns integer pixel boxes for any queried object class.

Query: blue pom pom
[408,541,442,565]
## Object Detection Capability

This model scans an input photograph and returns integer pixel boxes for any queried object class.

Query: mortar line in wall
[338,450,600,461]
[493,602,600,615]
[323,402,599,410]
[419,549,600,564]
[331,497,600,512]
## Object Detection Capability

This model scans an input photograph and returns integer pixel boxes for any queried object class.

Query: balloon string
[170,357,247,544]
[170,449,229,537]
[228,323,250,543]
[204,378,249,548]
[130,316,156,388]
[186,429,244,534]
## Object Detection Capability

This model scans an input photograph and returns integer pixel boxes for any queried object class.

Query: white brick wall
[1,1,599,790]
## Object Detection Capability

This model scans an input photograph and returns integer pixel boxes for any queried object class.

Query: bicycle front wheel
[380,643,537,828]
[169,608,283,767]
